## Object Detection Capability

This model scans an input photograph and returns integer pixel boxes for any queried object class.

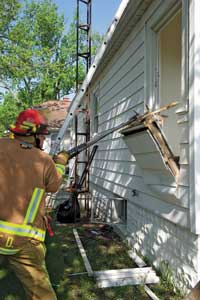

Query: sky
[52,0,122,34]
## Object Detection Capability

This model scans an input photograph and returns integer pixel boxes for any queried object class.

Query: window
[91,195,127,224]
[157,11,182,156]
[91,89,99,134]
[146,7,182,158]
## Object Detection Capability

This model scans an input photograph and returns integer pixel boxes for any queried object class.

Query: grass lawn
[0,222,183,300]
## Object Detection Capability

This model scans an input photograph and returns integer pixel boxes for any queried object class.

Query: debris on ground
[0,223,183,300]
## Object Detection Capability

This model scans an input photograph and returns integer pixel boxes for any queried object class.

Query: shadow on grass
[0,265,26,300]
[45,224,153,300]
[0,223,183,300]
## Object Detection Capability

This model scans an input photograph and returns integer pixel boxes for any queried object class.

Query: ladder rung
[79,189,90,193]
[80,0,89,5]
[77,132,87,135]
[78,52,90,59]
[79,24,89,31]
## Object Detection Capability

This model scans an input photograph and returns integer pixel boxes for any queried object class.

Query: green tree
[0,0,21,96]
[0,0,103,105]
[0,0,65,105]
[0,0,103,135]
[0,94,23,136]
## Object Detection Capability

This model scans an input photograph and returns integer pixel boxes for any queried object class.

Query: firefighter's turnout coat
[0,137,65,254]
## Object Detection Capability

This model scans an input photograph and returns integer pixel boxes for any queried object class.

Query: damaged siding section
[121,113,179,178]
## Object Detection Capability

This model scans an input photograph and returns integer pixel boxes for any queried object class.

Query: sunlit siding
[88,18,189,228]
[74,0,198,290]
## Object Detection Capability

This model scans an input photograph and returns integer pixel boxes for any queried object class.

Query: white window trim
[145,0,197,231]
[189,0,200,234]
[145,1,183,160]
[144,0,182,111]
[145,0,200,234]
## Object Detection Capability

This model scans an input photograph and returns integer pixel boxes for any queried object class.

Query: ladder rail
[49,0,130,155]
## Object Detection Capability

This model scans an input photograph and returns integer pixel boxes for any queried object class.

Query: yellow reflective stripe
[55,163,65,175]
[0,247,20,255]
[23,121,37,132]
[0,220,45,242]
[24,188,44,225]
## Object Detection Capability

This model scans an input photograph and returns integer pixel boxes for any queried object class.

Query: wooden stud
[128,250,161,300]
[95,267,159,288]
[73,229,93,276]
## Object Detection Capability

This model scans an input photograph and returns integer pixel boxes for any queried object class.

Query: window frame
[145,1,184,157]
[145,1,183,111]
[91,87,100,135]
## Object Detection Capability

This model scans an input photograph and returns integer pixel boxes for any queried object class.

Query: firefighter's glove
[53,150,70,165]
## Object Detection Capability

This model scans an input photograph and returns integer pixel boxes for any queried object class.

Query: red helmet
[10,109,49,136]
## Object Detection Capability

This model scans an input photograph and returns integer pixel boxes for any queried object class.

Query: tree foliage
[0,95,23,135]
[0,0,103,135]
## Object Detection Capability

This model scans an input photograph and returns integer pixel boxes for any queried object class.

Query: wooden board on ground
[73,228,93,276]
[94,267,159,288]
[73,228,161,290]
[128,250,161,300]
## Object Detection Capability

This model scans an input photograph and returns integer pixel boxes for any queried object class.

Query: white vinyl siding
[189,0,200,234]
[72,0,200,289]
[89,0,189,228]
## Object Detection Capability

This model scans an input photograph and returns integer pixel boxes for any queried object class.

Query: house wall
[43,130,71,154]
[81,0,200,290]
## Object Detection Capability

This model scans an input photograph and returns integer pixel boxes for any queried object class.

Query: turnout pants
[0,240,57,300]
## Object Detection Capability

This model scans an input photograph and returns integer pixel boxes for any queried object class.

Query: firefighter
[0,108,69,300]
